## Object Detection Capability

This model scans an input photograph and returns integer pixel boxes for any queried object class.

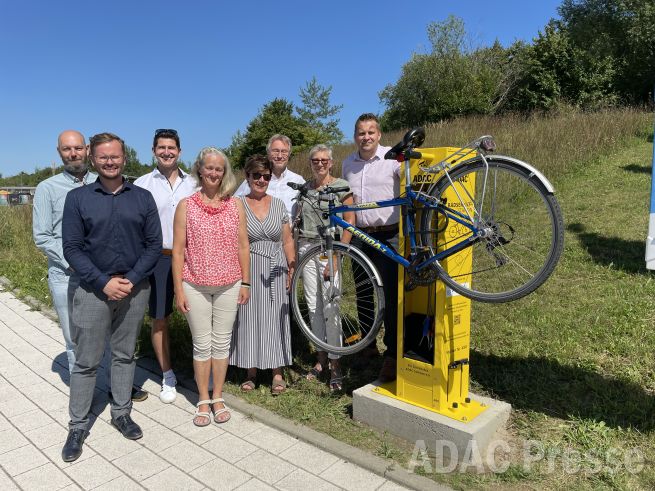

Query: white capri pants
[183,280,241,361]
[299,241,341,360]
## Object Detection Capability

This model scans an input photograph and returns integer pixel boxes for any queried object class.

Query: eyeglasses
[249,172,272,181]
[311,158,331,165]
[269,149,289,155]
[94,155,124,163]
[155,128,178,136]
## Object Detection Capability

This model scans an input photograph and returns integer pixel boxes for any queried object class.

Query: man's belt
[162,249,173,256]
[361,224,399,234]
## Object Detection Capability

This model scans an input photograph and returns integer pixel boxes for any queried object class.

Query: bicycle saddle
[384,127,425,160]
[404,127,425,147]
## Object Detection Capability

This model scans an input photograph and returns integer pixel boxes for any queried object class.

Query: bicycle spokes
[420,158,563,302]
[290,244,385,355]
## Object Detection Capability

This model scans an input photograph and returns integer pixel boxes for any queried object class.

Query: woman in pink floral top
[172,147,250,426]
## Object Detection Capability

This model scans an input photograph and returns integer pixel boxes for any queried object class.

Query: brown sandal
[271,378,287,396]
[240,380,255,392]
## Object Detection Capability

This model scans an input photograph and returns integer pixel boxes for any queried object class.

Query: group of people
[32,113,402,463]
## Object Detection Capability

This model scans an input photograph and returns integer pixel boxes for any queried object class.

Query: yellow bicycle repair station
[373,147,489,423]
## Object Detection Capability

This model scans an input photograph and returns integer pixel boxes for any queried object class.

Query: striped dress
[229,196,292,369]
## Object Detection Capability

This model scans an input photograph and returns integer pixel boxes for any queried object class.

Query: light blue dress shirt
[32,170,97,271]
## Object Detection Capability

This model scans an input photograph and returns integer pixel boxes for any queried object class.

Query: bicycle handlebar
[287,182,351,197]
[287,181,309,194]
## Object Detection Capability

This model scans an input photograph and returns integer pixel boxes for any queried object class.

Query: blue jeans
[48,266,79,374]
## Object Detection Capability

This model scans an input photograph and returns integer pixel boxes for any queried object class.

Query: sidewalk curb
[179,375,448,491]
[0,275,448,491]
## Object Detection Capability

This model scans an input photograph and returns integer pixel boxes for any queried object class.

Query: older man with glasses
[134,129,197,404]
[61,132,162,462]
[234,134,305,218]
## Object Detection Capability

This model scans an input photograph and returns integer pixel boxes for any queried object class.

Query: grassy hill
[2,108,653,489]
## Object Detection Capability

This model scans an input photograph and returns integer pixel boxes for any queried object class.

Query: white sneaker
[159,383,177,403]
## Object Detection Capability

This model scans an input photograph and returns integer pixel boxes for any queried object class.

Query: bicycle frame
[326,152,485,274]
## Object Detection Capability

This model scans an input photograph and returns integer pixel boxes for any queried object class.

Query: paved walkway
[0,284,420,491]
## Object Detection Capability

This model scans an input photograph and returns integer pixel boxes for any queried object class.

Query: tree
[558,0,655,103]
[379,15,506,130]
[229,98,311,168]
[123,145,151,179]
[500,21,618,111]
[297,77,344,144]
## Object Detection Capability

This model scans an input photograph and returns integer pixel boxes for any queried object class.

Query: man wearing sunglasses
[134,129,197,404]
[234,134,304,218]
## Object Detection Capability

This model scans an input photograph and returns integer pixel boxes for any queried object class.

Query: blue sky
[0,0,561,176]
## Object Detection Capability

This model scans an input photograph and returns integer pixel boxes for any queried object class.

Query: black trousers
[351,230,399,358]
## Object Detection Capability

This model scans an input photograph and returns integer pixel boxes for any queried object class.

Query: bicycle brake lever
[287,181,310,195]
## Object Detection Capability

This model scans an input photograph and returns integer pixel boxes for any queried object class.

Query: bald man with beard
[33,131,150,405]
[33,130,98,374]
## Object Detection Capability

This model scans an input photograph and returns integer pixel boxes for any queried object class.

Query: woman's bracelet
[241,282,251,288]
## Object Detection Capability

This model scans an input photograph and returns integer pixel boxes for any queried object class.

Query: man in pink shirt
[342,113,400,383]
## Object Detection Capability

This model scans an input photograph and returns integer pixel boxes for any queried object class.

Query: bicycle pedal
[344,333,362,344]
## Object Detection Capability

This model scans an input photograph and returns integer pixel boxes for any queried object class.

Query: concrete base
[353,383,511,462]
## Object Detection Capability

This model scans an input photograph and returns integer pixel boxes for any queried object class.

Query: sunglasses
[155,128,178,136]
[249,172,272,181]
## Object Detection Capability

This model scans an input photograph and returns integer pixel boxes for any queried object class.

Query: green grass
[3,108,655,490]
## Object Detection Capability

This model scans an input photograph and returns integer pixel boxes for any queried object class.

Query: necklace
[312,176,334,190]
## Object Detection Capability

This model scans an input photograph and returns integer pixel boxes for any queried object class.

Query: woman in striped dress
[230,155,296,395]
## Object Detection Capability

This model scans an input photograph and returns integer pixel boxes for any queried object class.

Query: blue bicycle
[289,128,564,355]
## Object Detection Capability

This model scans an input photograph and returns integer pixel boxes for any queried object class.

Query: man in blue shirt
[61,132,162,462]
[33,131,148,402]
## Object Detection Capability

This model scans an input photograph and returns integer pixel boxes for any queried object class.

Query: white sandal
[194,399,212,427]
[211,398,231,424]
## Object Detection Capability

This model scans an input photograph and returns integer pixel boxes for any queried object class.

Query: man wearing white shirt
[342,113,401,383]
[134,129,197,403]
[234,134,305,217]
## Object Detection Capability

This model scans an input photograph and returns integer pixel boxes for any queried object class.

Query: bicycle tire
[419,156,564,302]
[291,242,385,355]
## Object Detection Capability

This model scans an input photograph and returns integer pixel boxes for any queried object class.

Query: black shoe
[111,414,143,440]
[108,387,149,402]
[62,428,88,462]
[131,388,148,402]
[377,356,397,383]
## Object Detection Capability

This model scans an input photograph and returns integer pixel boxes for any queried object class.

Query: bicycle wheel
[419,157,564,302]
[291,242,385,355]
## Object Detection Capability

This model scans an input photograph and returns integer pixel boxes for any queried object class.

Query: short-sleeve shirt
[298,177,351,239]
[134,167,197,249]
[341,145,400,228]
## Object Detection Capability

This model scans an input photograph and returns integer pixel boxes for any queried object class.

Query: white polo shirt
[134,167,198,249]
